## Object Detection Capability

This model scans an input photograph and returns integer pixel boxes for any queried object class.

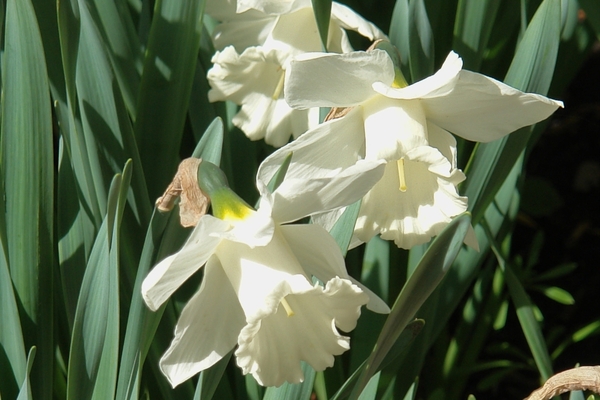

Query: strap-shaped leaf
[1,0,54,397]
[135,0,207,199]
[452,0,501,70]
[483,220,553,380]
[16,348,36,400]
[84,0,142,116]
[408,0,434,82]
[67,161,132,400]
[463,0,561,224]
[262,362,316,400]
[0,239,27,398]
[350,213,472,399]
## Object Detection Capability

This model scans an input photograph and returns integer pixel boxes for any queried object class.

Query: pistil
[280,297,295,317]
[397,158,407,192]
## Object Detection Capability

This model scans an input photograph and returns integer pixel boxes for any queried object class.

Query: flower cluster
[143,0,563,390]
[205,0,386,146]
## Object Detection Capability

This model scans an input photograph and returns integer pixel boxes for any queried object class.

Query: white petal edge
[141,215,230,311]
[422,69,564,142]
[159,257,245,387]
[372,51,463,100]
[271,159,386,223]
[235,277,367,386]
[285,49,395,109]
[330,2,387,42]
[281,224,390,313]
[257,107,365,192]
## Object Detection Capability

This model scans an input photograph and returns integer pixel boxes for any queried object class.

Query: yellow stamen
[272,70,285,100]
[397,158,407,192]
[280,297,295,317]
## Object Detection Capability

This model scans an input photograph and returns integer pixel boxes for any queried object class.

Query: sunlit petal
[159,257,245,387]
[285,50,395,109]
[141,215,230,311]
[281,224,390,313]
[235,277,367,386]
[422,69,564,142]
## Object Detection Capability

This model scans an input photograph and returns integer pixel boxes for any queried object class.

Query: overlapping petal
[284,50,395,109]
[421,70,564,142]
[141,216,230,311]
[280,224,390,313]
[235,277,367,386]
[208,45,316,146]
[159,257,245,387]
[354,146,467,249]
[257,107,365,184]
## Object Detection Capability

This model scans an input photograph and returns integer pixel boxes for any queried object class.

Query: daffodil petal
[331,2,387,43]
[272,158,385,223]
[159,257,245,387]
[422,69,564,142]
[208,46,312,147]
[427,122,458,168]
[372,51,462,100]
[141,215,230,311]
[280,224,390,313]
[266,8,323,54]
[215,207,275,248]
[215,231,312,320]
[355,148,467,249]
[284,49,395,109]
[235,277,367,386]
[237,0,311,14]
[212,17,276,52]
[257,107,365,190]
[362,95,429,160]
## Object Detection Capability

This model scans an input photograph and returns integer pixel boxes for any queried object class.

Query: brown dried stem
[525,366,600,400]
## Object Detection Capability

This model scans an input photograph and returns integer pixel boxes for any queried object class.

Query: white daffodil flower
[142,161,388,387]
[257,49,563,249]
[205,0,385,147]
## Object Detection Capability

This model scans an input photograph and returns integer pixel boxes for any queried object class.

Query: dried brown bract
[156,158,209,227]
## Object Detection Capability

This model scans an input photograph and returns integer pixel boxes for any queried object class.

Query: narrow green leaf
[452,0,501,70]
[357,373,379,400]
[463,0,561,225]
[262,362,316,400]
[194,351,233,400]
[84,0,143,116]
[540,286,575,305]
[0,238,27,398]
[350,213,472,399]
[393,153,522,397]
[16,347,36,400]
[1,0,54,397]
[115,209,170,400]
[135,0,207,199]
[57,0,106,227]
[311,0,332,51]
[327,200,362,256]
[408,0,434,81]
[67,161,132,399]
[75,2,150,225]
[331,320,423,400]
[483,221,553,380]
